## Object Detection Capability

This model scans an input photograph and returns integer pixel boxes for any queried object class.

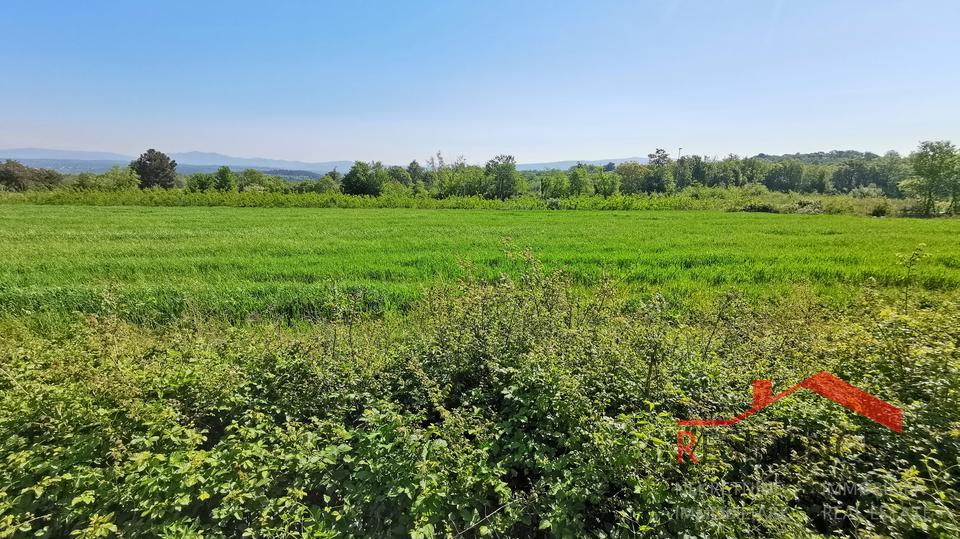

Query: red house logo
[677,371,902,463]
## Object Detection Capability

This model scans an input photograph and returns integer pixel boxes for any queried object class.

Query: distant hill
[1,149,651,175]
[516,157,648,171]
[1,159,324,181]
[0,148,132,161]
[167,152,354,174]
[0,149,353,175]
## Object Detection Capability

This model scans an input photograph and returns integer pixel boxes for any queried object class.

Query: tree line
[1,142,958,215]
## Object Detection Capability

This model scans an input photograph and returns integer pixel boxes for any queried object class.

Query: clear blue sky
[1,0,958,165]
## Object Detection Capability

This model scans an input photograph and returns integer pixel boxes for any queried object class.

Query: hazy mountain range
[0,148,649,175]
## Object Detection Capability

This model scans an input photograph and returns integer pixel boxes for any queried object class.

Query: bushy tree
[237,169,265,191]
[388,166,412,186]
[873,151,909,198]
[593,170,621,197]
[342,161,388,196]
[830,158,881,193]
[710,158,745,188]
[539,169,570,198]
[740,157,771,185]
[484,154,523,199]
[130,149,177,189]
[568,164,593,196]
[615,161,652,195]
[236,169,289,193]
[647,148,671,167]
[406,160,424,184]
[765,161,803,192]
[73,172,99,190]
[317,174,340,194]
[99,165,140,190]
[381,180,412,197]
[646,150,676,194]
[800,165,832,193]
[186,172,214,192]
[672,157,694,191]
[213,166,238,192]
[901,140,959,215]
[0,160,64,191]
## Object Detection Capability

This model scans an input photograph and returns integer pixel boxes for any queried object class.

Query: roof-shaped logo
[678,371,902,432]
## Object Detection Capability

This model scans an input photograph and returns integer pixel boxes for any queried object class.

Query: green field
[2,205,959,322]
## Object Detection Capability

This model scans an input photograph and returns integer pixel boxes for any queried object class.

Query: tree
[615,161,652,195]
[568,164,593,196]
[388,166,412,186]
[872,151,909,198]
[484,155,523,199]
[540,169,570,198]
[317,174,340,194]
[593,170,621,197]
[648,149,671,167]
[831,159,879,193]
[740,158,771,186]
[99,165,140,191]
[213,166,238,192]
[74,172,99,190]
[130,149,177,189]
[800,165,831,194]
[407,160,425,184]
[186,172,214,192]
[646,150,675,194]
[342,161,388,196]
[763,161,803,192]
[0,160,64,191]
[381,179,412,198]
[672,157,694,191]
[237,169,266,191]
[902,141,958,215]
[470,166,491,197]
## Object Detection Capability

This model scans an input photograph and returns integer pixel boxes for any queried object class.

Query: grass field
[2,205,959,323]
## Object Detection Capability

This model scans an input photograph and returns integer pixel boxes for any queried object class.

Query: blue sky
[1,0,957,165]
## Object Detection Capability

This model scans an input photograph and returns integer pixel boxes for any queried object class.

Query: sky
[1,0,958,165]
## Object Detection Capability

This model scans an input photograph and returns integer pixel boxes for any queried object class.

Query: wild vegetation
[1,146,959,537]
[2,142,959,217]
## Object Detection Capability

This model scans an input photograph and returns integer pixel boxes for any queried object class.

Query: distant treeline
[753,149,882,165]
[2,142,957,215]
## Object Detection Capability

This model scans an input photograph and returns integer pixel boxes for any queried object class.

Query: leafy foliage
[0,160,64,192]
[130,150,178,190]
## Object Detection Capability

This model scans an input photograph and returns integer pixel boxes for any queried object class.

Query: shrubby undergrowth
[1,249,958,538]
[0,187,916,217]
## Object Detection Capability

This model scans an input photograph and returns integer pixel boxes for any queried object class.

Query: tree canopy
[901,141,959,215]
[130,149,178,189]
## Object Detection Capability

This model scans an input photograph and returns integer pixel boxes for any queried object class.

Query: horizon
[2,1,958,164]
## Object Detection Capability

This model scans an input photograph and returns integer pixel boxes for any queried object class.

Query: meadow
[2,205,959,325]
[1,205,959,538]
